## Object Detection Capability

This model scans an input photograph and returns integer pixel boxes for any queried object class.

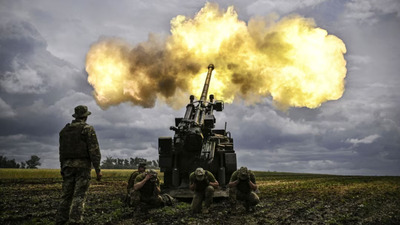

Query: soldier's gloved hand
[96,171,103,181]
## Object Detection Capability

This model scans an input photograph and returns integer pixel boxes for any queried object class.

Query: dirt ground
[1,172,400,225]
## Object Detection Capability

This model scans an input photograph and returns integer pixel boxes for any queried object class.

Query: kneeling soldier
[126,163,146,206]
[133,169,165,210]
[229,167,260,212]
[189,167,219,214]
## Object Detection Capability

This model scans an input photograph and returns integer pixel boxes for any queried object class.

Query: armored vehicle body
[158,64,237,197]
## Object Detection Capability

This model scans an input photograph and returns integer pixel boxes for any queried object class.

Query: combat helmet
[138,162,147,169]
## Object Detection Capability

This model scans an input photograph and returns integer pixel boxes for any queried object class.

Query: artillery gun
[158,64,237,198]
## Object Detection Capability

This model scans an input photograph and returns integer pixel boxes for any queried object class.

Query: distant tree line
[0,155,158,170]
[101,156,159,169]
[0,155,41,169]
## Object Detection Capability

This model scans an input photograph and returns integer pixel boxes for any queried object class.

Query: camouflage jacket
[230,170,256,193]
[127,171,142,191]
[134,173,161,198]
[189,170,216,192]
[59,119,101,172]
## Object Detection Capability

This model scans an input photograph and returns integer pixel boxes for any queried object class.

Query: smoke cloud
[86,3,346,110]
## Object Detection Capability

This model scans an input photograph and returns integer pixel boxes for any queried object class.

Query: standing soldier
[189,167,219,214]
[56,105,102,225]
[126,162,147,206]
[132,169,165,210]
[228,166,260,212]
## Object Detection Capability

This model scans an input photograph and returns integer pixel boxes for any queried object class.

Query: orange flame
[86,3,346,110]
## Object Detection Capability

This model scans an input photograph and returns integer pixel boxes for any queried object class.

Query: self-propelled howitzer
[158,64,237,198]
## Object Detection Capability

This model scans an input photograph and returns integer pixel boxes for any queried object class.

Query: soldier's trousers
[236,190,260,208]
[130,191,165,209]
[191,185,214,213]
[56,167,91,225]
[126,189,136,206]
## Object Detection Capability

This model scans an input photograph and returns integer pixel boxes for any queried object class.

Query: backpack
[59,123,90,160]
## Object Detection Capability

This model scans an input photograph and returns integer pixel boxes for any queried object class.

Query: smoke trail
[86,3,346,110]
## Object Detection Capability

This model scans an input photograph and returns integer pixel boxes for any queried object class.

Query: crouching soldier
[189,167,219,214]
[133,169,172,211]
[229,167,260,212]
[125,163,146,206]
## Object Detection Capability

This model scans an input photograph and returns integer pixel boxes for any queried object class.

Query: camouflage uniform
[56,105,101,225]
[229,167,260,211]
[132,170,164,209]
[126,163,146,206]
[189,168,217,213]
[127,171,141,191]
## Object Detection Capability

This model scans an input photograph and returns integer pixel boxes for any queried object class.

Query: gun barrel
[200,64,214,102]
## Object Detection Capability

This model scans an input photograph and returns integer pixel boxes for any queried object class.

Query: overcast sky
[0,0,399,175]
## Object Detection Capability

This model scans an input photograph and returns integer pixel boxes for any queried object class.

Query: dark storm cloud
[221,102,318,150]
[0,19,85,134]
[0,20,46,72]
[0,16,108,168]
